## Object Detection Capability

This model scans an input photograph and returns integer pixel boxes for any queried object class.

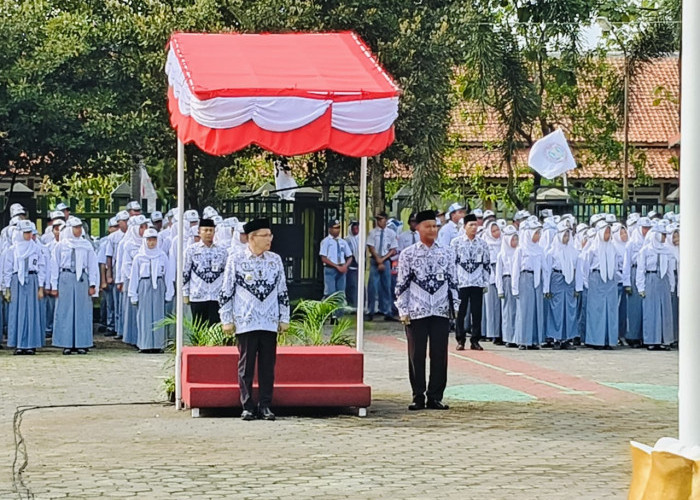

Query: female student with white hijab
[117,215,148,346]
[666,223,680,342]
[542,220,578,349]
[496,225,518,347]
[128,228,174,353]
[622,216,653,346]
[481,220,503,344]
[511,219,545,350]
[50,217,98,355]
[580,220,618,349]
[611,222,629,343]
[636,224,675,350]
[2,220,46,354]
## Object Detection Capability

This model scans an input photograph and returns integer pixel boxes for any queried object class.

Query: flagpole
[562,173,569,196]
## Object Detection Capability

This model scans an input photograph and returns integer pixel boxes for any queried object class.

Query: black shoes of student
[559,342,576,350]
[103,330,116,337]
[258,407,276,421]
[76,349,88,355]
[14,349,24,355]
[470,341,484,351]
[493,338,505,346]
[384,315,399,322]
[240,410,256,421]
[647,345,670,351]
[365,314,374,322]
[456,342,465,351]
[62,348,72,355]
[408,400,425,411]
[427,400,449,410]
[518,345,527,350]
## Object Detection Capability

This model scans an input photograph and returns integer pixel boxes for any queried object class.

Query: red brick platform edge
[181,345,372,416]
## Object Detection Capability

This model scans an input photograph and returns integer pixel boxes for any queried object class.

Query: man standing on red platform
[395,210,460,411]
[219,219,290,421]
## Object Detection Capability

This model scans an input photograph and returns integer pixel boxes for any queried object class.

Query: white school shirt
[510,250,544,296]
[50,242,99,292]
[397,230,419,252]
[319,235,352,266]
[366,227,398,258]
[1,243,46,289]
[495,251,514,296]
[436,220,460,249]
[128,253,174,302]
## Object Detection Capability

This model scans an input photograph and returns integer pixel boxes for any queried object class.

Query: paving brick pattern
[0,323,679,499]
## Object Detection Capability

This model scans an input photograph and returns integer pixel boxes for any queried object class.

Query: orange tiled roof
[442,57,679,180]
[450,57,679,145]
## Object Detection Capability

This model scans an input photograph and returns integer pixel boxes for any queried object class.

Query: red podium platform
[181,345,372,417]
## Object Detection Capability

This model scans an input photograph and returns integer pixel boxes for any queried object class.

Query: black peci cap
[243,218,271,234]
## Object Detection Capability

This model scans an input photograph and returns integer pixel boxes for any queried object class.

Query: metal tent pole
[175,139,185,410]
[355,156,368,352]
[679,0,700,446]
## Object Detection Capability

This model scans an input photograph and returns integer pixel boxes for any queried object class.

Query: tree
[458,0,642,208]
[0,0,469,211]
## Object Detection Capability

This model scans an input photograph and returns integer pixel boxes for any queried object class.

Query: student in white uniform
[437,203,466,248]
[319,218,352,304]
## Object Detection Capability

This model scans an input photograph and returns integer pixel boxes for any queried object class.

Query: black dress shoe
[427,400,449,410]
[506,343,518,348]
[365,314,374,322]
[63,348,72,355]
[408,401,425,411]
[470,342,483,351]
[518,345,527,350]
[384,315,398,322]
[493,338,505,346]
[76,349,88,355]
[14,349,24,355]
[258,407,276,421]
[456,342,465,351]
[559,342,576,350]
[26,349,36,355]
[240,410,256,421]
[527,345,540,350]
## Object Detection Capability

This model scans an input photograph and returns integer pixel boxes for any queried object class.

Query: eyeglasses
[253,232,273,239]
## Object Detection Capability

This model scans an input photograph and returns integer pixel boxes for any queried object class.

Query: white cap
[165,209,174,219]
[605,213,617,224]
[527,215,539,224]
[471,208,484,218]
[53,217,67,227]
[590,213,606,225]
[647,210,659,219]
[144,228,158,238]
[212,215,223,226]
[150,211,163,222]
[108,217,118,227]
[540,208,553,218]
[638,217,653,228]
[446,203,465,216]
[576,223,588,233]
[116,210,130,221]
[496,218,507,229]
[482,210,495,219]
[17,219,33,232]
[50,210,65,220]
[664,211,676,221]
[223,217,239,228]
[130,214,148,226]
[184,209,200,222]
[513,210,530,221]
[55,202,69,211]
[202,206,218,219]
[67,216,82,228]
[10,203,25,217]
[126,201,142,211]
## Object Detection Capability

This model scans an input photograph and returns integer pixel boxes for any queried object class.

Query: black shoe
[408,401,425,411]
[542,341,555,349]
[518,345,527,350]
[26,349,36,355]
[365,314,374,322]
[456,342,465,351]
[77,349,88,355]
[506,343,518,348]
[573,338,581,346]
[527,345,540,350]
[103,330,116,337]
[427,400,449,410]
[115,335,123,340]
[470,342,483,351]
[603,345,614,351]
[258,407,276,421]
[62,348,72,355]
[14,349,24,355]
[384,315,399,322]
[493,338,505,346]
[240,410,256,421]
[559,342,576,350]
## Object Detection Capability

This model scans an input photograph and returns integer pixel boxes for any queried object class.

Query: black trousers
[456,287,483,344]
[190,300,220,327]
[237,330,277,411]
[405,316,449,403]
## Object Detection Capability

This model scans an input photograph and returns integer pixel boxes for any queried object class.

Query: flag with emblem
[528,129,577,180]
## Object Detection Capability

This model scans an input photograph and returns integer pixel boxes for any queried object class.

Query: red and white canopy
[166,32,400,157]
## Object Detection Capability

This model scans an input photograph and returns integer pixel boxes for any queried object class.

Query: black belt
[646,271,659,275]
[522,270,534,274]
[15,271,37,275]
[61,269,75,273]
[502,274,511,278]
[552,269,562,274]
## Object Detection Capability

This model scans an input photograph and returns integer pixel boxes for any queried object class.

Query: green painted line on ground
[444,384,536,403]
[601,382,678,402]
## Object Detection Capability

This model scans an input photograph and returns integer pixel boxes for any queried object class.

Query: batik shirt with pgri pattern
[218,247,290,334]
[182,242,229,302]
[450,235,490,288]
[395,241,460,320]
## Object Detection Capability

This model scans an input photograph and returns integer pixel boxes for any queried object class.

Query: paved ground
[0,321,679,499]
